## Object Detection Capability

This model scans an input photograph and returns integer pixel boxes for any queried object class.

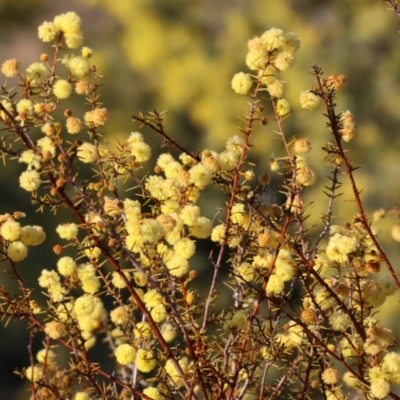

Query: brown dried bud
[189,270,197,280]
[64,109,72,117]
[154,165,162,174]
[18,111,27,120]
[260,117,268,125]
[94,221,105,231]
[40,53,48,62]
[13,211,25,219]
[108,238,119,248]
[53,244,63,255]
[327,74,347,91]
[310,380,319,389]
[258,172,271,186]
[57,153,66,163]
[44,103,54,113]
[56,178,65,188]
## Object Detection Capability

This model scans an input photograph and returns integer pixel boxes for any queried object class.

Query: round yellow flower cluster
[38,11,83,49]
[231,27,300,110]
[0,214,45,262]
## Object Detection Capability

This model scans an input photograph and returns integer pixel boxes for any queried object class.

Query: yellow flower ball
[231,72,253,95]
[135,348,156,373]
[53,79,72,99]
[7,241,28,262]
[19,170,41,191]
[115,343,136,365]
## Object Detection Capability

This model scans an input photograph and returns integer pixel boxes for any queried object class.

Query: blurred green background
[1,0,400,397]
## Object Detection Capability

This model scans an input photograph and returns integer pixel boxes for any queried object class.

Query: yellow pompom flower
[189,164,212,189]
[53,12,81,34]
[1,218,21,241]
[225,135,246,156]
[110,306,130,326]
[326,233,358,264]
[143,289,163,309]
[66,117,82,134]
[143,387,161,400]
[189,217,213,239]
[293,138,312,154]
[36,349,56,364]
[161,322,177,342]
[245,51,268,71]
[53,79,72,99]
[84,108,109,127]
[38,21,57,42]
[44,320,66,339]
[173,238,196,259]
[370,378,390,399]
[65,32,83,49]
[166,255,189,277]
[111,271,131,289]
[382,352,400,374]
[267,79,285,98]
[321,368,340,385]
[231,72,253,95]
[19,150,42,169]
[74,392,90,400]
[211,224,226,243]
[299,90,320,110]
[73,294,96,318]
[25,365,42,382]
[75,81,91,95]
[115,343,136,365]
[134,322,152,340]
[230,203,246,226]
[77,142,97,163]
[276,98,291,117]
[16,99,33,114]
[295,167,316,187]
[150,303,167,323]
[57,256,76,276]
[81,47,92,58]
[129,141,152,163]
[266,274,285,295]
[165,357,190,388]
[180,204,201,226]
[37,137,56,158]
[272,51,294,71]
[38,269,60,288]
[26,62,50,84]
[235,262,256,282]
[7,241,28,262]
[1,58,19,78]
[68,56,91,78]
[56,223,78,240]
[135,349,157,373]
[261,27,286,51]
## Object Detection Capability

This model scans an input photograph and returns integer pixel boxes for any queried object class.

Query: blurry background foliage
[1,0,400,398]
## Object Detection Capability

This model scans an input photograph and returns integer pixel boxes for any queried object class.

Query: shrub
[1,4,400,399]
